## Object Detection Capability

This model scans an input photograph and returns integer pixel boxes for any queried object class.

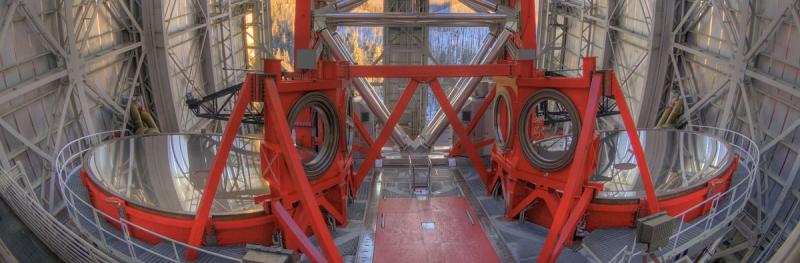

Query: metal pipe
[333,0,366,12]
[415,27,514,149]
[459,0,515,14]
[316,12,509,27]
[319,29,415,148]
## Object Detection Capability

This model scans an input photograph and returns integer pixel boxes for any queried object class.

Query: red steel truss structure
[180,1,669,263]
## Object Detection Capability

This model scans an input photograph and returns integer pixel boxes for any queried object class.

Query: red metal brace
[352,113,374,148]
[352,80,421,191]
[537,73,604,263]
[185,74,255,260]
[430,79,489,180]
[449,88,497,157]
[272,202,325,262]
[519,0,537,50]
[342,64,515,79]
[351,111,381,158]
[609,73,661,214]
[294,0,312,72]
[506,187,560,220]
[343,64,518,189]
[550,187,596,257]
[263,78,343,262]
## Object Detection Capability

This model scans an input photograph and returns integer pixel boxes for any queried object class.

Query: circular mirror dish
[288,92,340,179]
[83,134,268,217]
[592,129,734,201]
[518,89,581,172]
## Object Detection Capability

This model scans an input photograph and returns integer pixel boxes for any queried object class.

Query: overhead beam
[316,12,509,27]
[318,29,415,147]
[342,64,514,78]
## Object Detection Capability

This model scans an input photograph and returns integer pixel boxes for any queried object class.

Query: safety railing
[613,126,760,262]
[55,131,244,263]
[0,164,118,263]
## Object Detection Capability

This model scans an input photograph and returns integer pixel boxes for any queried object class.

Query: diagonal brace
[353,80,421,192]
[263,78,343,262]
[430,79,489,180]
[449,88,497,157]
[185,74,255,259]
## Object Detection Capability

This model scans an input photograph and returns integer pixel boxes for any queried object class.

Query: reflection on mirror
[84,134,268,217]
[592,130,734,200]
[519,89,580,171]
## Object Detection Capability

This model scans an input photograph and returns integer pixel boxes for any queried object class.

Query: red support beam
[353,80,420,201]
[488,165,503,195]
[186,74,255,260]
[342,64,515,79]
[352,112,375,149]
[551,188,595,257]
[537,73,603,263]
[317,196,347,225]
[278,80,341,92]
[516,77,590,88]
[429,79,489,180]
[272,202,326,263]
[449,88,497,156]
[506,189,549,219]
[263,78,343,262]
[294,0,312,72]
[609,73,661,214]
[520,0,537,50]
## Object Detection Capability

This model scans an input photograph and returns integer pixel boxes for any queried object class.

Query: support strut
[352,80,421,194]
[449,88,497,157]
[430,79,489,180]
[537,73,603,263]
[610,73,661,214]
[263,78,342,261]
[185,74,255,260]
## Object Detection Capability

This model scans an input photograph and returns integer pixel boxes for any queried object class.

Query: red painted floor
[374,196,500,263]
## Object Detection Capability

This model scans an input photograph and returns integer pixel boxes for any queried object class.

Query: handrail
[55,130,244,262]
[612,125,760,262]
[0,164,117,262]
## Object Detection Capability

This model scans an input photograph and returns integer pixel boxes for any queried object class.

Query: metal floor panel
[455,167,589,263]
[373,197,500,263]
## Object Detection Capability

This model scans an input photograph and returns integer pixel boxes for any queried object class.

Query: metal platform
[455,167,589,263]
[591,129,735,201]
[50,125,758,263]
